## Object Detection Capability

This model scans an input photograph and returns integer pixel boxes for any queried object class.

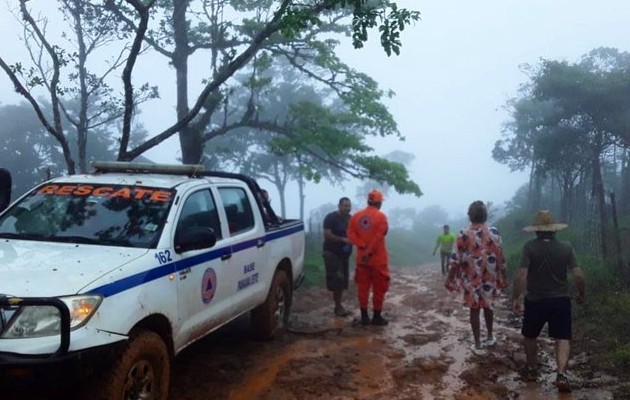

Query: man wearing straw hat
[512,210,586,392]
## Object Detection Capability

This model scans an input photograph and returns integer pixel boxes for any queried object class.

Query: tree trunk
[530,167,543,212]
[278,182,286,218]
[592,149,608,259]
[610,191,623,275]
[172,0,203,164]
[559,179,571,223]
[180,126,205,164]
[298,173,305,222]
[621,150,630,215]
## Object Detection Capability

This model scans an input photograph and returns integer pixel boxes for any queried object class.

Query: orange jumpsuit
[347,205,389,311]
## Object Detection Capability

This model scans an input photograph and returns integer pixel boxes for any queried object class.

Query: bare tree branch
[121,0,314,160]
[18,0,75,173]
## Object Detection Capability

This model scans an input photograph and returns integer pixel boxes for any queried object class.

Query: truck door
[217,186,268,311]
[174,188,233,346]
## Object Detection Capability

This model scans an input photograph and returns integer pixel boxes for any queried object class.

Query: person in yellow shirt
[433,224,455,275]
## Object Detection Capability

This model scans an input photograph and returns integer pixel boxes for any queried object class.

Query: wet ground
[11,264,622,399]
[169,264,621,400]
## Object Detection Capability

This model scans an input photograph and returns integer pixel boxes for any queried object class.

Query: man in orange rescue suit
[347,189,390,326]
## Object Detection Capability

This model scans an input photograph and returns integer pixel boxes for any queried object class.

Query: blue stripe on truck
[90,222,304,298]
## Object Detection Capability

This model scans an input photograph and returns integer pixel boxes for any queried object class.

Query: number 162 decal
[154,250,173,264]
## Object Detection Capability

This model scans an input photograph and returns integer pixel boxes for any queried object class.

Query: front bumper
[0,296,125,389]
[0,340,125,388]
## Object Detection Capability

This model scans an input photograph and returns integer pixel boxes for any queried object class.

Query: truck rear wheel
[251,269,292,340]
[93,329,170,400]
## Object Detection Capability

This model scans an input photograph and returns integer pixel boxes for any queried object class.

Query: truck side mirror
[0,168,11,213]
[174,226,217,253]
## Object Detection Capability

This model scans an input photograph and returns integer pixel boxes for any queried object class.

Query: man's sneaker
[483,337,497,347]
[554,373,572,392]
[334,307,352,317]
[359,314,371,326]
[371,315,389,326]
[518,366,539,382]
[470,344,488,356]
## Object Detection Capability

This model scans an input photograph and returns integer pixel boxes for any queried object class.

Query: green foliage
[574,254,618,292]
[2,0,421,177]
[354,155,422,196]
[349,2,420,56]
[280,7,321,39]
[494,207,531,246]
[206,59,421,197]
[275,1,421,56]
[610,344,630,369]
[303,232,325,288]
[303,221,437,289]
[577,290,630,369]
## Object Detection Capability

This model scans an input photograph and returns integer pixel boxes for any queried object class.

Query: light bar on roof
[91,161,205,176]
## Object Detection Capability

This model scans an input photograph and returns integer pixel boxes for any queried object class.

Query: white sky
[2,0,630,219]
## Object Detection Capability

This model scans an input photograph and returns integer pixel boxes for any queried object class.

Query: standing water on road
[168,265,619,399]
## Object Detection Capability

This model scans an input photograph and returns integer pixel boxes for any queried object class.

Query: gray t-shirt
[519,237,577,301]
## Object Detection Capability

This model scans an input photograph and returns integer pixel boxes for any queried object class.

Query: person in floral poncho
[445,200,507,356]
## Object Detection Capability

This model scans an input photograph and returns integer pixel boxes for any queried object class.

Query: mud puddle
[169,265,618,400]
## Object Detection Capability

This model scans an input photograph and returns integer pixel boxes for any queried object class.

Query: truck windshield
[0,183,174,248]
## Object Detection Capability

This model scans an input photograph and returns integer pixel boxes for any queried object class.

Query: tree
[0,103,62,196]
[0,101,136,196]
[1,0,420,195]
[0,0,157,174]
[194,60,421,219]
[495,47,630,259]
[388,206,416,229]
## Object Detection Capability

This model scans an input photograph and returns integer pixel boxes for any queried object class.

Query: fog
[1,0,630,221]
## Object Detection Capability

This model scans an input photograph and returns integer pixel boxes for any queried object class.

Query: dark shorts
[323,251,350,291]
[522,296,572,340]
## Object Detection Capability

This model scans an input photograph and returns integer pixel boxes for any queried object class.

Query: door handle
[221,252,232,260]
[256,239,265,248]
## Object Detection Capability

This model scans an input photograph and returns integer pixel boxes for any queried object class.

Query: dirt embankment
[169,265,622,400]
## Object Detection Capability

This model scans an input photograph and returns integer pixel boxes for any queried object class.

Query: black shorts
[323,251,350,291]
[522,296,572,340]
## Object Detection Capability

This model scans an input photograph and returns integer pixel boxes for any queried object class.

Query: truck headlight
[1,295,102,338]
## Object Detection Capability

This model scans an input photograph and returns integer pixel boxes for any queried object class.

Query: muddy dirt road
[169,265,620,400]
[12,264,621,400]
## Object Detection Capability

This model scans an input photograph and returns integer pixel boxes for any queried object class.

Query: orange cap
[368,189,384,203]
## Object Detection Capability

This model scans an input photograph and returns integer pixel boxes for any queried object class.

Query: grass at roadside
[302,229,431,289]
[303,233,325,288]
[503,246,630,376]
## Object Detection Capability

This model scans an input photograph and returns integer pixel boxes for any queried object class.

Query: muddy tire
[251,269,292,340]
[91,330,170,400]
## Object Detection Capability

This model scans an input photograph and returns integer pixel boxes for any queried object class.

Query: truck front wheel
[93,330,170,400]
[251,269,292,340]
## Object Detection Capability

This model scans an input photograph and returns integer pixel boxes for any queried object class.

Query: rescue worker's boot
[371,310,388,326]
[359,308,371,326]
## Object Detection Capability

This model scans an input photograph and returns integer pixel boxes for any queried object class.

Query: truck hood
[0,239,148,297]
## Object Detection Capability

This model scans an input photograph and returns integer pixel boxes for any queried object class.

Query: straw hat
[523,210,568,232]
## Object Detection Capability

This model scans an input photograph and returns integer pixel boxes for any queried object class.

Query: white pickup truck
[0,162,305,399]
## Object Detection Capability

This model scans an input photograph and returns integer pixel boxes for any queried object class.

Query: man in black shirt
[323,197,353,317]
[512,210,586,392]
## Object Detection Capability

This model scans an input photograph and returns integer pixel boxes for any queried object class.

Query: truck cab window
[176,190,222,240]
[218,187,254,235]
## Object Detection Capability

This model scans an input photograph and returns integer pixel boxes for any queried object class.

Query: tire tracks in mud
[170,265,619,400]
